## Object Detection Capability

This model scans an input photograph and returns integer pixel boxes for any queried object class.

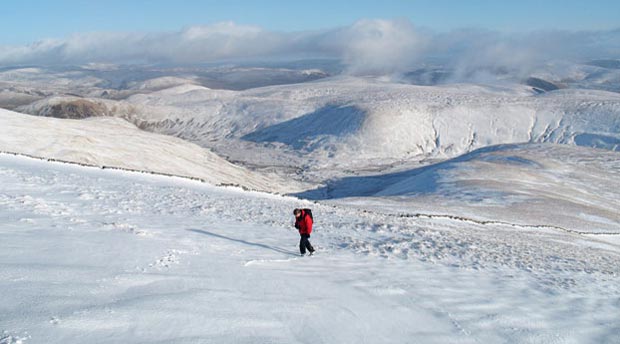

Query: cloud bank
[1,19,618,77]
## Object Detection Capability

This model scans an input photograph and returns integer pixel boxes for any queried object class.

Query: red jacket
[295,210,313,235]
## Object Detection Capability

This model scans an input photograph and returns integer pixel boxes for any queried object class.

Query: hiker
[294,208,315,256]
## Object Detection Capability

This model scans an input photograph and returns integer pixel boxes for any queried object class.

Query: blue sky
[3,0,620,45]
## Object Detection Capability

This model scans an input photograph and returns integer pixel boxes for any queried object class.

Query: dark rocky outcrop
[43,99,107,119]
[525,77,560,92]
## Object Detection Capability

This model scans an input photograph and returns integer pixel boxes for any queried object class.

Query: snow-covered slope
[125,76,200,91]
[532,60,620,93]
[300,143,620,234]
[105,76,620,181]
[0,108,307,193]
[1,153,619,343]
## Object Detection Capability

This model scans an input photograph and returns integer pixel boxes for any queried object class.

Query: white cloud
[0,20,618,78]
[0,22,285,65]
[431,28,620,81]
[323,19,427,75]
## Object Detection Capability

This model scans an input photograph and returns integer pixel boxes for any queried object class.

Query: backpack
[303,208,313,222]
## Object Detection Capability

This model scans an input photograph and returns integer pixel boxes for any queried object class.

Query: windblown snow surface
[1,152,619,343]
[2,65,620,343]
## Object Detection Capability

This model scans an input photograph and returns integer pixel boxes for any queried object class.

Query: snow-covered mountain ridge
[100,77,620,182]
[2,62,619,186]
[0,108,307,193]
[3,67,620,197]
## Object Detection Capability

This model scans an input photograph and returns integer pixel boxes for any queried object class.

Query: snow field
[1,154,619,343]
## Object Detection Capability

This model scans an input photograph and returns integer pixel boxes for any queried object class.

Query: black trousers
[299,234,314,254]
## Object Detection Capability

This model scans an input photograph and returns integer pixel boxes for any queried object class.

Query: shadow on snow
[241,105,366,151]
[291,143,542,200]
[187,229,299,256]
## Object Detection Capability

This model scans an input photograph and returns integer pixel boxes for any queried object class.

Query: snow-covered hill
[1,153,619,343]
[0,64,332,107]
[300,143,620,234]
[4,62,619,186]
[6,73,620,190]
[0,108,307,193]
[97,76,620,182]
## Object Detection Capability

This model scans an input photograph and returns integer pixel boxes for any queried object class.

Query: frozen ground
[1,153,619,343]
